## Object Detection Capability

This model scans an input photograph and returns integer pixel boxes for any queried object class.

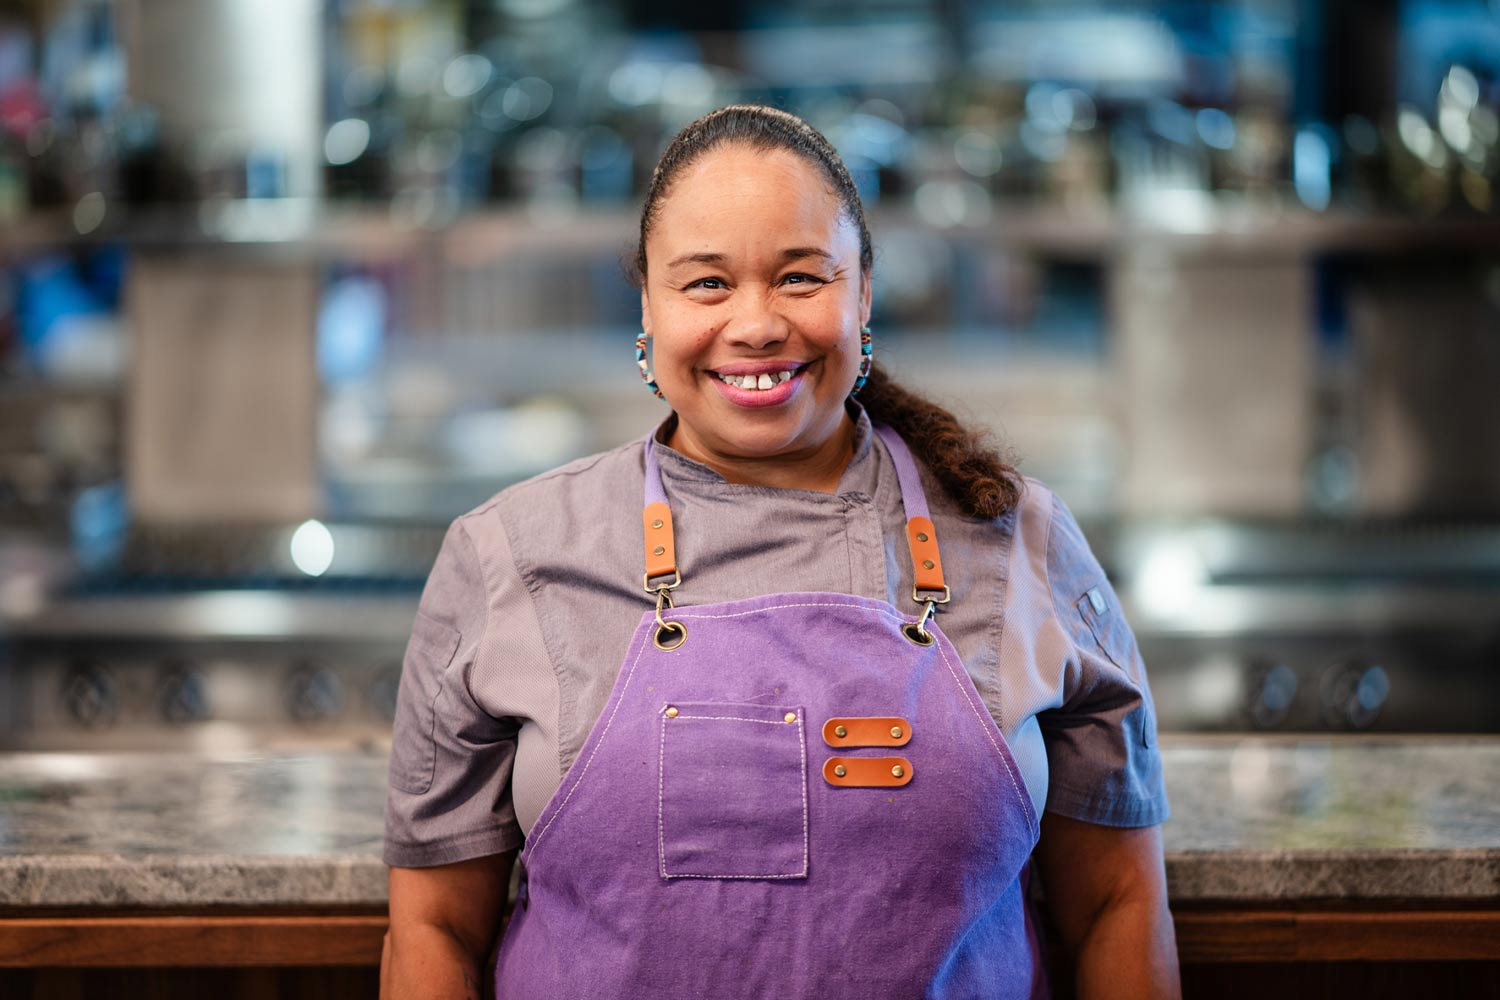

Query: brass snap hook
[652,586,687,651]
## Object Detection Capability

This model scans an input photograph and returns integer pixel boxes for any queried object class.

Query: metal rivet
[784,712,796,723]
[833,765,846,777]
[834,725,847,738]
[891,765,905,778]
[917,532,929,542]
[665,706,678,718]
[922,559,935,570]
[651,519,664,529]
[890,726,903,739]
[652,545,665,556]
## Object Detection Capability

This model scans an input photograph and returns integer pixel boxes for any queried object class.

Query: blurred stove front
[0,592,418,752]
[1116,518,1500,734]
[0,521,443,751]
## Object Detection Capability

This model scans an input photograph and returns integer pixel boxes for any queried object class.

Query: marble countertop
[1,735,1496,908]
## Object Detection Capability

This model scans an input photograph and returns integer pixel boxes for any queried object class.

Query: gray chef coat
[384,401,1168,867]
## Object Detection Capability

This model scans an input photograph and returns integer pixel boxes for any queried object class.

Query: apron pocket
[657,701,809,880]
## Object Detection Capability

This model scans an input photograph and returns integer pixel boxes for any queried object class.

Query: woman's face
[640,144,872,462]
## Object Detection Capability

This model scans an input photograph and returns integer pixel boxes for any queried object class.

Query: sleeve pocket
[1075,584,1157,748]
[388,611,462,795]
[1074,584,1136,675]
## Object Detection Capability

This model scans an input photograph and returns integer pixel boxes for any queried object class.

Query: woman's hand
[1034,813,1180,1000]
[382,851,517,1000]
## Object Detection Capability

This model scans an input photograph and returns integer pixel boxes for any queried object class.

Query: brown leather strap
[823,717,912,748]
[906,516,946,595]
[643,501,676,583]
[823,756,913,788]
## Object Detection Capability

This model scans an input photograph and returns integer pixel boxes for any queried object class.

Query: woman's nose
[723,292,789,350]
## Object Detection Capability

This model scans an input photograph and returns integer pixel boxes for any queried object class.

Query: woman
[382,105,1178,999]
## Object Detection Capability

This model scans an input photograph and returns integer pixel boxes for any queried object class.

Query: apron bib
[494,425,1047,999]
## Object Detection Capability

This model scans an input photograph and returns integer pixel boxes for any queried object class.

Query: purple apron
[494,425,1048,998]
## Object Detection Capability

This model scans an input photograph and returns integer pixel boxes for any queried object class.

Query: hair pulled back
[633,104,1022,520]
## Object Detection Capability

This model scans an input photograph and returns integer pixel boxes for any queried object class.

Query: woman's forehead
[648,145,856,258]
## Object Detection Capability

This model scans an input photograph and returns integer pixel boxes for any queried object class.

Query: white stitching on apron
[933,635,1039,838]
[526,623,654,858]
[672,715,796,724]
[669,600,910,626]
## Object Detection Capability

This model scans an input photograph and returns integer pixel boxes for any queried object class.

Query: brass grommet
[652,545,665,556]
[891,764,905,778]
[653,620,688,651]
[890,726,903,739]
[901,623,935,646]
[783,712,797,723]
[834,725,847,738]
[651,519,664,529]
[917,532,929,542]
[665,706,679,718]
[922,559,935,570]
[833,765,847,778]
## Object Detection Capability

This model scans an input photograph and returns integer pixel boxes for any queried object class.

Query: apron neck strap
[640,426,949,606]
[642,436,677,592]
[871,425,949,605]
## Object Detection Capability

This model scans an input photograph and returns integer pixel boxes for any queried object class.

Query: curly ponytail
[856,363,1023,520]
[635,104,1024,520]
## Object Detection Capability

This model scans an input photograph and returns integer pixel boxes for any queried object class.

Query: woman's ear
[859,271,872,327]
[640,287,651,337]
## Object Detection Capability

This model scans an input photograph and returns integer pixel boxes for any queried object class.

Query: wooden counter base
[4,903,1496,968]
[1,901,1497,1000]
[0,910,388,967]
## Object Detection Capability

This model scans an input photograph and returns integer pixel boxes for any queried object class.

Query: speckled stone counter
[1,736,1495,908]
[0,752,390,907]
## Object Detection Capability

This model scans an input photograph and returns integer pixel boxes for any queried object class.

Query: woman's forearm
[1071,892,1181,1000]
[383,854,513,999]
[381,923,487,1000]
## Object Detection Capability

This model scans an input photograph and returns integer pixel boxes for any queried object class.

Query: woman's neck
[665,414,858,493]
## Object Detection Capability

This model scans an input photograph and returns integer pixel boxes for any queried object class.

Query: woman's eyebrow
[665,247,837,270]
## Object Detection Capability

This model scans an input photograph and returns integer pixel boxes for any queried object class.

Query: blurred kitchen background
[0,0,1497,752]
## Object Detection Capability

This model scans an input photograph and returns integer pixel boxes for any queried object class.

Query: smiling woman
[641,141,869,489]
[382,104,1179,1000]
[630,104,1025,510]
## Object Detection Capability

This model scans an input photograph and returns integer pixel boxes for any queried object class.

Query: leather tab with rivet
[906,516,945,594]
[823,717,912,748]
[823,756,914,788]
[643,501,676,583]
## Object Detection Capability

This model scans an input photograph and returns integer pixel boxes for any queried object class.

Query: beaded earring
[849,325,873,396]
[635,332,666,400]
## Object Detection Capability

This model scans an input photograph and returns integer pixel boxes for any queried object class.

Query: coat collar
[648,399,880,498]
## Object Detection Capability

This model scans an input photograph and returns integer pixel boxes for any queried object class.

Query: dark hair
[632,104,1023,520]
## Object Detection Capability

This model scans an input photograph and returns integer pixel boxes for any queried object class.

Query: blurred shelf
[3,590,419,642]
[0,378,120,401]
[4,199,1499,262]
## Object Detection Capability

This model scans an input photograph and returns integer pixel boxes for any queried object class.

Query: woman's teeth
[716,369,797,390]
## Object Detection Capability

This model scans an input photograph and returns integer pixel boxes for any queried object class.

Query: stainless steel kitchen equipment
[0,521,443,751]
[1117,518,1500,734]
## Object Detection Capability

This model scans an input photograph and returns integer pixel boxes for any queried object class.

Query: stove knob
[62,662,119,728]
[284,664,345,724]
[158,665,210,724]
[1319,661,1390,729]
[1245,661,1298,729]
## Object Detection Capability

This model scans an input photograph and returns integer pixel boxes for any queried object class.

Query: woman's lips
[708,364,808,409]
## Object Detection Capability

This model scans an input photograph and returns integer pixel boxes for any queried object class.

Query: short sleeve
[1037,493,1169,828]
[383,517,525,866]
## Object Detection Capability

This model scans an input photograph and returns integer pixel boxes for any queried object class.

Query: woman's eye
[688,277,726,290]
[782,273,825,286]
